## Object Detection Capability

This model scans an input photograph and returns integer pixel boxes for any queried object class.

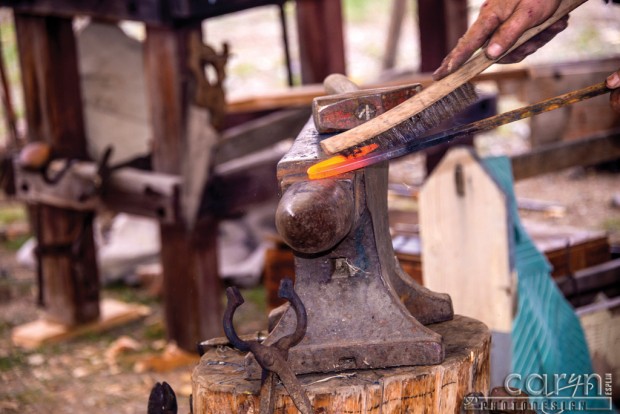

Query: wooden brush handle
[320,0,588,155]
[323,73,359,95]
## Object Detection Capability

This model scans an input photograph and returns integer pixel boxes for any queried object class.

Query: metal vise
[246,117,454,378]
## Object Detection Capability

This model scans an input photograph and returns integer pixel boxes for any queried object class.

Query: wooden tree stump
[192,315,490,413]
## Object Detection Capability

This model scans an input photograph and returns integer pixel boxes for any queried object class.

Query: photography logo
[463,373,614,414]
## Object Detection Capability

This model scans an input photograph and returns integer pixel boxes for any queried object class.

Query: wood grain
[320,0,588,155]
[420,147,513,333]
[15,13,100,325]
[192,315,490,413]
[144,24,222,350]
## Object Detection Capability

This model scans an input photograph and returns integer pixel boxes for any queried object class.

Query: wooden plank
[216,108,310,165]
[13,147,287,223]
[511,129,620,181]
[418,0,468,72]
[225,68,529,114]
[14,13,100,325]
[556,259,620,298]
[11,298,150,349]
[420,147,514,333]
[144,24,222,351]
[295,0,346,84]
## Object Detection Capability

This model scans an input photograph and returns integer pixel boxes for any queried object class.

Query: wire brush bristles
[341,83,478,156]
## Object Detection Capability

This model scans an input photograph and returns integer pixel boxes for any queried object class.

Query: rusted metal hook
[223,278,312,414]
[222,285,251,352]
[223,278,307,355]
[271,278,307,351]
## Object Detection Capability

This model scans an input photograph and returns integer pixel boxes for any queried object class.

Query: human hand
[607,70,620,114]
[433,0,567,80]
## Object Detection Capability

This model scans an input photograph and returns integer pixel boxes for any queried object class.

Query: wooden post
[417,0,468,72]
[382,0,408,70]
[14,14,100,325]
[143,25,223,351]
[295,0,346,84]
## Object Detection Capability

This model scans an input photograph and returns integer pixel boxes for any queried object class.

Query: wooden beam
[13,149,284,223]
[208,146,285,217]
[556,259,620,299]
[511,129,620,181]
[13,162,181,222]
[0,0,164,24]
[295,0,346,84]
[12,299,149,349]
[171,0,286,19]
[216,107,310,165]
[144,24,222,351]
[0,0,291,25]
[225,68,530,114]
[14,13,100,325]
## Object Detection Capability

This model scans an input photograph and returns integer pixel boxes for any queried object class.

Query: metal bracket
[188,33,229,131]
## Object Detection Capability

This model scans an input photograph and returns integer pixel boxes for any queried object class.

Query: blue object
[482,156,615,414]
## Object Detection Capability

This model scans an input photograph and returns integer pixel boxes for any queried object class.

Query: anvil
[245,114,454,377]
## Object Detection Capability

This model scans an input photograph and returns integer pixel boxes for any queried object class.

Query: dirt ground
[0,242,191,414]
[1,1,620,413]
[0,226,267,413]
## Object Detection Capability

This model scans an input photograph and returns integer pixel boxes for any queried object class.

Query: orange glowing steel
[308,81,611,180]
[307,144,379,180]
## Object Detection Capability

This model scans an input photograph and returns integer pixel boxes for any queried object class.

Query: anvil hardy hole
[339,357,356,369]
[331,257,351,279]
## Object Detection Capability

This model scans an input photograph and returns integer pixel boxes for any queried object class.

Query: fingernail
[607,72,620,88]
[486,43,503,59]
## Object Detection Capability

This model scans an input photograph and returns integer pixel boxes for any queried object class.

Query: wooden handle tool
[313,74,422,133]
[319,0,589,155]
[308,80,611,180]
